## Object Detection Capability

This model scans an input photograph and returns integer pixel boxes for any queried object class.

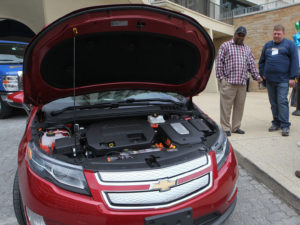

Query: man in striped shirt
[216,26,263,137]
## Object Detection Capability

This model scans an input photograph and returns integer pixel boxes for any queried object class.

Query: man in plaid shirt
[216,26,263,136]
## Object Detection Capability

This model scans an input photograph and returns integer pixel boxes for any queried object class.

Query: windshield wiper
[51,102,119,116]
[50,98,185,116]
[124,98,185,106]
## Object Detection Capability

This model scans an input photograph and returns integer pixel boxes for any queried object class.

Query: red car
[12,4,238,225]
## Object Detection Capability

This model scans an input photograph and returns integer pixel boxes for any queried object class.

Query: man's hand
[289,79,296,88]
[257,76,263,83]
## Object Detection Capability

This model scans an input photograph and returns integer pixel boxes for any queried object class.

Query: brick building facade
[233,4,300,91]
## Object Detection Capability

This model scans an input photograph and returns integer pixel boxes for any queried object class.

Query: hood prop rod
[72,27,78,157]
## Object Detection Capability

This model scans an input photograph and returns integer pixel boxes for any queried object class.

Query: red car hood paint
[23,4,214,105]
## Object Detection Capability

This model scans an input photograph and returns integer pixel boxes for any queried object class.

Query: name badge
[271,48,278,55]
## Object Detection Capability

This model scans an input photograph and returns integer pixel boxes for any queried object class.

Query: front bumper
[206,196,236,225]
[0,93,23,109]
[18,148,238,225]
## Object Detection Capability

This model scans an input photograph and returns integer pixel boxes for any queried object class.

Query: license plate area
[145,207,193,225]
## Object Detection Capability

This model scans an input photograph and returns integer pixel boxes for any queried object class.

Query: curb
[235,150,300,214]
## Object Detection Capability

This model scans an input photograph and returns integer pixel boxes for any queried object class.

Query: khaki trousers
[218,79,247,132]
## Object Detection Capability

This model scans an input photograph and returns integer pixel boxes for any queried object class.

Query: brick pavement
[224,166,300,225]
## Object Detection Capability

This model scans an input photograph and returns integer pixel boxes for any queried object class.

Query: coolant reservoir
[40,130,69,154]
[147,115,165,127]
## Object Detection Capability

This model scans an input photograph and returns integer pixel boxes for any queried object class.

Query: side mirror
[7,91,31,115]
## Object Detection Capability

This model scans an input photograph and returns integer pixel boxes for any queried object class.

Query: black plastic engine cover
[86,119,154,155]
[189,118,212,133]
[158,119,205,145]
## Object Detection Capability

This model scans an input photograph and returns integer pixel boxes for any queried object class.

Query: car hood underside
[23,4,214,105]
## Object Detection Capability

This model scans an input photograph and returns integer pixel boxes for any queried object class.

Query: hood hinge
[187,96,194,110]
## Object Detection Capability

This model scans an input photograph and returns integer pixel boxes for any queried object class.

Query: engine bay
[34,112,216,166]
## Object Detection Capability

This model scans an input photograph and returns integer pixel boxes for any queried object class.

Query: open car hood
[23,4,215,105]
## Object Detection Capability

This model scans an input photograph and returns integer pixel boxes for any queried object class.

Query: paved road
[0,114,299,225]
[224,168,300,225]
[0,111,27,225]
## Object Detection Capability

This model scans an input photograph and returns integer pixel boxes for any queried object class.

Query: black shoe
[282,127,289,136]
[233,128,245,134]
[296,171,300,178]
[268,124,280,132]
[225,131,231,137]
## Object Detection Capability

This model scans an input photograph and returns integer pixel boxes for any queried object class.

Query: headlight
[27,143,90,195]
[2,75,20,91]
[211,126,230,170]
[17,71,23,90]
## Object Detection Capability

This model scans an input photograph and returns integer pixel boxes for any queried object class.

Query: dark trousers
[266,81,290,128]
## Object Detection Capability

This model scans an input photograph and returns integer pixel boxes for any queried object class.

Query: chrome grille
[97,156,208,183]
[105,174,211,209]
[96,154,213,209]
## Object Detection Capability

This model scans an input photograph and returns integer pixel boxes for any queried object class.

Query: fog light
[26,207,46,225]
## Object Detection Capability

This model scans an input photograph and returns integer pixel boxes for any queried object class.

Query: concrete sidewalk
[194,91,300,212]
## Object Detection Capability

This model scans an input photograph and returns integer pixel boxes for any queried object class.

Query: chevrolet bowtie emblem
[151,180,177,192]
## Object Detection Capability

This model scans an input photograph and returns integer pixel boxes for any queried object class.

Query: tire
[0,97,13,119]
[13,171,27,225]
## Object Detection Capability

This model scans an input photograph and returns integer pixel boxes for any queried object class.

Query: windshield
[0,42,27,64]
[43,90,187,112]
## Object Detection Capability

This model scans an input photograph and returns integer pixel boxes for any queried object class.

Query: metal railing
[169,0,233,25]
[154,0,300,23]
[210,1,233,25]
[232,0,300,17]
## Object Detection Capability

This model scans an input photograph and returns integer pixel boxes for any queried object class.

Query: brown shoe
[296,171,300,178]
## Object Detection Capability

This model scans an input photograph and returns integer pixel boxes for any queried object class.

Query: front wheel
[0,97,13,119]
[13,171,27,225]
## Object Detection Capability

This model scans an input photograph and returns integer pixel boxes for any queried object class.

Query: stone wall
[234,4,300,91]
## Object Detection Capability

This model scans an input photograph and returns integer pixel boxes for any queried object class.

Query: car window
[0,43,27,64]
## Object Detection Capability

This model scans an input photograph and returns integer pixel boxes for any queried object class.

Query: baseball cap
[235,26,247,35]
